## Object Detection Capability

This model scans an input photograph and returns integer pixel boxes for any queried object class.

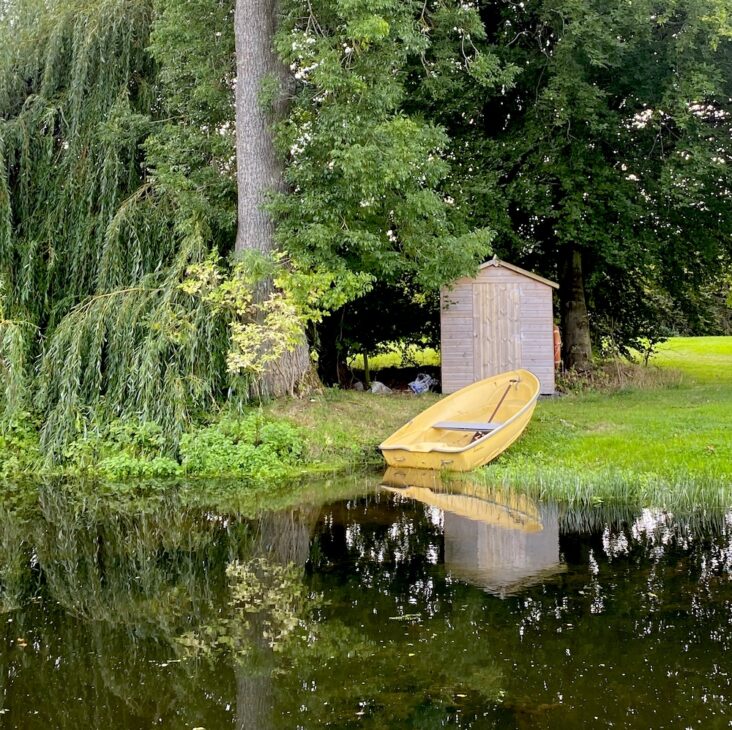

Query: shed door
[473,282,522,380]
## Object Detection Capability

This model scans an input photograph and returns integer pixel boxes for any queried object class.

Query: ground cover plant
[0,392,439,482]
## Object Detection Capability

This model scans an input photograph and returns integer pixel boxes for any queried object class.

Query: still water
[0,474,731,728]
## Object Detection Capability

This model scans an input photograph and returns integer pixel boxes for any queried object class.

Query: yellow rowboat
[379,369,540,471]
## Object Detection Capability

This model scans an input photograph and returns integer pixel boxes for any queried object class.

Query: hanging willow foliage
[1,0,502,458]
[0,0,237,457]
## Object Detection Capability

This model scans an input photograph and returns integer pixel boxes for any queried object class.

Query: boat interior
[383,373,536,453]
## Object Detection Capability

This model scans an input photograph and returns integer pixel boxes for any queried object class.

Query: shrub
[179,415,304,479]
[97,454,182,480]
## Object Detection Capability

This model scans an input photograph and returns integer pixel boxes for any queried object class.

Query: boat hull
[379,369,539,472]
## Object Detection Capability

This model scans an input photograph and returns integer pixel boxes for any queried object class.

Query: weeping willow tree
[0,0,236,457]
[1,0,503,460]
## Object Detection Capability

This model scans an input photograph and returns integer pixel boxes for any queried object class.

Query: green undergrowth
[0,412,310,483]
[0,391,437,484]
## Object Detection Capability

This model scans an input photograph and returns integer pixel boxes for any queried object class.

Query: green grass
[650,336,732,383]
[481,336,732,509]
[348,345,440,370]
[265,389,440,469]
[264,336,732,510]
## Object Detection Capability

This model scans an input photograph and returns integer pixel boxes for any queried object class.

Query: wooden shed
[440,257,559,395]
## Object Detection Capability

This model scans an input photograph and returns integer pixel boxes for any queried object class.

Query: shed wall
[441,264,556,395]
[440,280,475,394]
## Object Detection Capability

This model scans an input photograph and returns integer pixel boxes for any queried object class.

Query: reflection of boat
[379,369,539,471]
[381,468,565,597]
[382,467,542,533]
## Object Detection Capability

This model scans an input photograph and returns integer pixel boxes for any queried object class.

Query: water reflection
[0,477,729,728]
[382,468,565,597]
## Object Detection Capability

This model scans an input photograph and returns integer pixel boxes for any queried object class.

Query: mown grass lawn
[484,337,732,508]
[269,336,732,509]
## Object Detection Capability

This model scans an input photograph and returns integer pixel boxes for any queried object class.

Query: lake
[0,473,730,728]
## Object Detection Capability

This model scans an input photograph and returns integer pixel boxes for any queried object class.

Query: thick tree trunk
[560,246,593,371]
[234,0,283,255]
[234,0,309,397]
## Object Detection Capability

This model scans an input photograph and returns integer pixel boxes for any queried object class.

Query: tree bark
[560,246,593,371]
[234,0,284,255]
[234,0,309,397]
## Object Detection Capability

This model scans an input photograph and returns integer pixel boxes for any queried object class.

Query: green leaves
[273,0,496,296]
[346,15,390,45]
[452,0,732,353]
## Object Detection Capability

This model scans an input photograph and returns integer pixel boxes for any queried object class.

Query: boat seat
[433,421,502,431]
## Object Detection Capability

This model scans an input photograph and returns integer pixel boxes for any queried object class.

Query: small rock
[370,381,392,394]
[352,381,364,391]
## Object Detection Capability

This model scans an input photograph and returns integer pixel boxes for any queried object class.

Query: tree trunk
[315,309,349,386]
[234,0,309,397]
[234,0,284,256]
[560,246,593,371]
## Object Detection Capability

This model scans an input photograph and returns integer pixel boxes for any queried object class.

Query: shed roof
[478,256,559,289]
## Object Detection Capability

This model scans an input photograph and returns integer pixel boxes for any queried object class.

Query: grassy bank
[0,388,439,483]
[264,336,732,509]
[477,337,732,509]
[1,337,730,511]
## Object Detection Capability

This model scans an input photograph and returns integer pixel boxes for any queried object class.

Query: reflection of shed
[381,469,565,597]
[440,257,558,395]
[443,503,563,598]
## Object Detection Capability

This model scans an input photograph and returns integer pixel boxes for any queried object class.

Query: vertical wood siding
[441,264,556,395]
[440,281,475,393]
[473,282,522,379]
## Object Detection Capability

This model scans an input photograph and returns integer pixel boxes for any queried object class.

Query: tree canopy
[446,0,732,362]
[0,0,730,450]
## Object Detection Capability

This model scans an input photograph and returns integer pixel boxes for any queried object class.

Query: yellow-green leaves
[181,252,372,377]
[346,15,390,46]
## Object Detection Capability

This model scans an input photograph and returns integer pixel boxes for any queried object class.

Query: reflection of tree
[171,497,492,727]
[0,482,731,727]
[0,476,371,728]
[0,507,36,613]
[177,507,320,730]
[33,484,250,630]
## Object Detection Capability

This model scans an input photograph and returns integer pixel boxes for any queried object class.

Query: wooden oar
[487,378,518,423]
